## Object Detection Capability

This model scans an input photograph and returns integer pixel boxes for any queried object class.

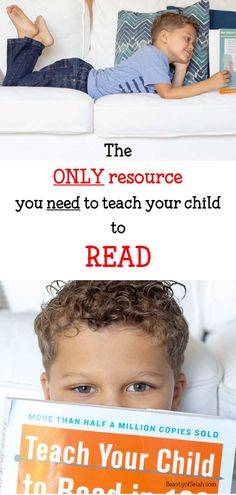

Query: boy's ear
[171,372,187,411]
[159,29,169,44]
[40,371,51,400]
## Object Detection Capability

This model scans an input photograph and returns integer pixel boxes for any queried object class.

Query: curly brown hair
[151,12,198,44]
[34,280,189,378]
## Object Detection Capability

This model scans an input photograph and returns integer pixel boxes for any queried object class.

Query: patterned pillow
[115,0,210,86]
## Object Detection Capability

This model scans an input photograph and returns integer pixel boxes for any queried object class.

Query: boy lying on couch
[3,5,231,99]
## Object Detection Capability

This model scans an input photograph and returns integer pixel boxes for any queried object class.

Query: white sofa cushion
[0,0,90,75]
[207,325,236,420]
[94,92,236,137]
[210,0,236,10]
[0,311,42,393]
[0,311,43,451]
[0,87,93,134]
[181,337,222,415]
[207,326,236,488]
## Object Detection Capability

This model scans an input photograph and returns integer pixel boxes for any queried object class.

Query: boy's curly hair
[151,12,198,44]
[34,280,189,378]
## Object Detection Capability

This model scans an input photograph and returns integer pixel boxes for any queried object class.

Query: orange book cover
[0,398,236,494]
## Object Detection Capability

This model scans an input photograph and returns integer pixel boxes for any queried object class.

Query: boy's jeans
[3,38,93,92]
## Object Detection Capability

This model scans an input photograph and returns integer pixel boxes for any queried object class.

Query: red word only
[85,245,151,268]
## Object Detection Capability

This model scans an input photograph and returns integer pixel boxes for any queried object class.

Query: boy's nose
[98,391,125,408]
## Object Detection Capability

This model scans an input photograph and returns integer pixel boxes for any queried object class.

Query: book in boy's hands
[209,28,236,93]
[0,398,236,494]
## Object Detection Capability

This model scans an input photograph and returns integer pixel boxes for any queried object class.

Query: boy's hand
[172,61,190,70]
[171,62,189,88]
[208,71,231,90]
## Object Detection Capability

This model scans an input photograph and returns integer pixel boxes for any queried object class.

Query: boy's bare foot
[34,16,54,47]
[6,5,38,38]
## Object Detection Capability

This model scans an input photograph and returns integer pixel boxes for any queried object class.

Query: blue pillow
[115,0,210,86]
[210,10,236,29]
[115,11,164,65]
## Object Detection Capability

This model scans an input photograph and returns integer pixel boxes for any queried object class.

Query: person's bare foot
[6,5,38,38]
[34,16,54,47]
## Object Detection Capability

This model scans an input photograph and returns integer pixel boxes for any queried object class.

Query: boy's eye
[73,385,96,394]
[127,382,151,392]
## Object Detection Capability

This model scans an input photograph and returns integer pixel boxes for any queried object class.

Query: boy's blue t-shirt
[87,45,171,99]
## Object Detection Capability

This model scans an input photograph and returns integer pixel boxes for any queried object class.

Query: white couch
[1,0,236,161]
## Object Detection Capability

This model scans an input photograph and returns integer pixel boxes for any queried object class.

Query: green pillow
[115,0,209,86]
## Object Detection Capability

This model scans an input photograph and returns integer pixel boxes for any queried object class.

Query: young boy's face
[41,324,186,411]
[157,24,197,64]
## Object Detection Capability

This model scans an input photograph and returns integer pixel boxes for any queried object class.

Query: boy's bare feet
[6,5,38,38]
[34,16,54,47]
